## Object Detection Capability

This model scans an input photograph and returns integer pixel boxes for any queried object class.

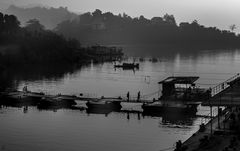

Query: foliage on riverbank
[55,9,240,49]
[0,12,91,67]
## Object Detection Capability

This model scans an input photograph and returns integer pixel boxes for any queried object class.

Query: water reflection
[87,109,111,117]
[0,106,199,151]
[0,49,239,98]
[23,106,28,114]
[0,95,197,126]
[2,48,238,151]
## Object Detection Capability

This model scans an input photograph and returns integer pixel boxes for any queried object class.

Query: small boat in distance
[114,63,139,69]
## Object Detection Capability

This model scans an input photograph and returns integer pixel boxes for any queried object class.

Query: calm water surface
[1,48,240,151]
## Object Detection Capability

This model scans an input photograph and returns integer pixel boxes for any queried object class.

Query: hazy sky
[2,0,240,32]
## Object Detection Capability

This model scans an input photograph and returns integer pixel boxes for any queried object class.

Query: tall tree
[4,14,20,32]
[0,12,4,32]
[25,19,45,32]
[229,24,237,32]
[163,14,176,25]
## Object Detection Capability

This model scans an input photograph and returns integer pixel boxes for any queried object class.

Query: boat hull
[37,98,76,109]
[114,63,139,69]
[86,101,122,111]
[0,91,43,106]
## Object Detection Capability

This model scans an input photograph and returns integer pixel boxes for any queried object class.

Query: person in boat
[127,92,130,102]
[137,91,140,102]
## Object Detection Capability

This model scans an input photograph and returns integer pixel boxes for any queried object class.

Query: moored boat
[86,99,122,111]
[0,89,45,106]
[55,94,78,101]
[114,63,139,69]
[37,96,77,109]
[86,107,113,116]
[24,92,45,101]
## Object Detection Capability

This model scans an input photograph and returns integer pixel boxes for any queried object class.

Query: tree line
[55,9,240,49]
[6,5,78,29]
[0,12,87,67]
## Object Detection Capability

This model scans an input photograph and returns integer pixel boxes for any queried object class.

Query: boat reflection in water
[86,108,113,116]
[86,107,196,126]
[142,109,196,126]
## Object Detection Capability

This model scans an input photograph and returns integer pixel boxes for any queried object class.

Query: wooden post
[218,105,220,129]
[210,106,213,135]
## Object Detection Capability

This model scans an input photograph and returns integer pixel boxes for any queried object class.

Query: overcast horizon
[1,0,240,32]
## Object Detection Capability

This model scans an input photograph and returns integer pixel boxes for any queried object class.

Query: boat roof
[158,76,199,84]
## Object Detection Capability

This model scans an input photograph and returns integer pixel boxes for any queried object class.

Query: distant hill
[55,9,240,49]
[5,5,78,29]
[0,2,10,12]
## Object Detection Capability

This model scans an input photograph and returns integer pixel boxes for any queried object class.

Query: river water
[1,48,240,151]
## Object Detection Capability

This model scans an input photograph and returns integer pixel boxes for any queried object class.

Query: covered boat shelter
[158,76,199,98]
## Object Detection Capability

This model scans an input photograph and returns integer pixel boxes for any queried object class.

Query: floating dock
[202,73,240,106]
[180,73,240,151]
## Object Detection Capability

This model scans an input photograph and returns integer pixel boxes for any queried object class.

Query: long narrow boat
[0,91,28,101]
[114,63,139,69]
[0,91,44,106]
[86,99,122,111]
[55,94,78,101]
[37,96,77,109]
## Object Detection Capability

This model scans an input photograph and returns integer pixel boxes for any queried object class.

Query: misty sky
[2,0,240,32]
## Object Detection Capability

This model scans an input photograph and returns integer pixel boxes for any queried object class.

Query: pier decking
[182,107,234,151]
[181,74,240,151]
[202,73,240,106]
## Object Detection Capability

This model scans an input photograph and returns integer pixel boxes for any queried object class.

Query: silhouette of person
[137,91,140,102]
[127,92,130,102]
[23,86,28,93]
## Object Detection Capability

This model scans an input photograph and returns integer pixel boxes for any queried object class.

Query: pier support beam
[210,106,213,135]
[218,105,220,129]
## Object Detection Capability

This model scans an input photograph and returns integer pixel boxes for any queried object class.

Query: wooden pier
[180,74,240,151]
[202,73,240,106]
[182,107,234,151]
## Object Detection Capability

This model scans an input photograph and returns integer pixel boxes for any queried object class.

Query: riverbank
[178,107,240,151]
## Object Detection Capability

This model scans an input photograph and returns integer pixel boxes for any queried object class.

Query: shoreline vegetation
[0,12,123,69]
[4,5,240,49]
[54,9,240,49]
[2,7,240,68]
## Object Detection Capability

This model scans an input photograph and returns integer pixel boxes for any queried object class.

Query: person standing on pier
[127,91,130,102]
[137,91,140,102]
[23,86,28,93]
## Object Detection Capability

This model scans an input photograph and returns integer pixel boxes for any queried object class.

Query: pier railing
[200,108,218,124]
[211,73,240,97]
